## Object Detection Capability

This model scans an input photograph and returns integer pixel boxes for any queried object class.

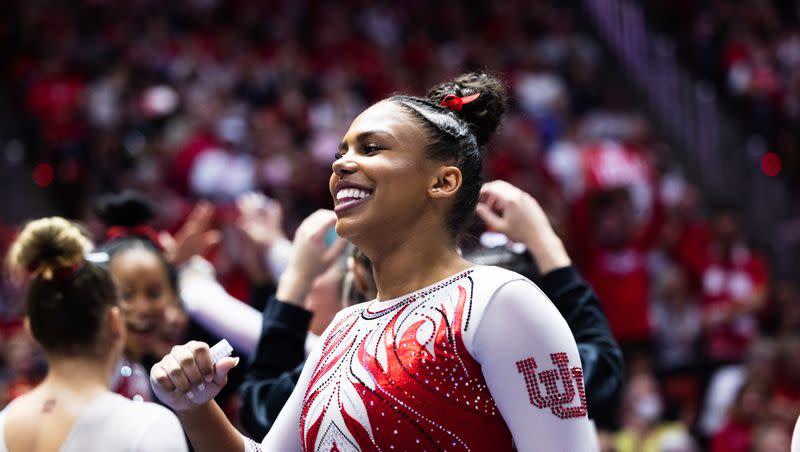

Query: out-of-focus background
[0,0,798,450]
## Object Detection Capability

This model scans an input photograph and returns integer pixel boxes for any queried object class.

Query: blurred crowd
[646,0,800,185]
[0,0,798,450]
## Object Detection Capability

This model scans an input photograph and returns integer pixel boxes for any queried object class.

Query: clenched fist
[150,341,239,412]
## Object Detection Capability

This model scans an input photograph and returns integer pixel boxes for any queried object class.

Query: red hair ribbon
[106,225,163,250]
[26,262,82,281]
[440,93,480,112]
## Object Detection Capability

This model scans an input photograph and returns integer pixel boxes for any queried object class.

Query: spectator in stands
[650,264,702,426]
[752,421,791,452]
[700,339,778,438]
[711,379,771,452]
[615,371,696,452]
[770,335,800,428]
[701,204,768,365]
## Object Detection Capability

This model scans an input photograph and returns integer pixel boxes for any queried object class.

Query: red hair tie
[106,225,163,250]
[52,263,82,280]
[440,93,480,112]
[26,262,82,281]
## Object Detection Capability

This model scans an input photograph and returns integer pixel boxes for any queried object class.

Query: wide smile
[335,188,373,213]
[126,321,157,335]
[334,181,374,214]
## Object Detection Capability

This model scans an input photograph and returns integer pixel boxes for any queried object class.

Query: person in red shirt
[700,205,768,364]
[578,186,662,354]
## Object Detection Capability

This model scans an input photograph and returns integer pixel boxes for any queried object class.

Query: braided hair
[388,72,508,239]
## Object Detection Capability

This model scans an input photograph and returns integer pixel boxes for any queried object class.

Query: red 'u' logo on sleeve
[515,352,588,419]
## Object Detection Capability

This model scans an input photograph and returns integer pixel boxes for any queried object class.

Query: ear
[23,317,32,337]
[106,306,125,341]
[429,166,462,200]
[22,317,42,347]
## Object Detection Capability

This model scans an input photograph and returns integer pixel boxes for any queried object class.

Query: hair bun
[9,217,91,279]
[94,191,156,228]
[427,72,508,146]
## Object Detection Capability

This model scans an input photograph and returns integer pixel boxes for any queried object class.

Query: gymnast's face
[330,101,443,246]
[109,247,174,361]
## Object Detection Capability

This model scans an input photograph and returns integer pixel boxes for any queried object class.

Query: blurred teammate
[95,191,217,400]
[0,217,187,451]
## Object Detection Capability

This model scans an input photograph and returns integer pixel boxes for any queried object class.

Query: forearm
[275,269,313,307]
[183,282,263,357]
[176,401,246,452]
[522,230,571,275]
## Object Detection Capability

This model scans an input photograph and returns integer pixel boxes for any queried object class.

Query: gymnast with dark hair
[94,191,180,401]
[94,191,219,401]
[151,72,597,451]
[0,217,187,451]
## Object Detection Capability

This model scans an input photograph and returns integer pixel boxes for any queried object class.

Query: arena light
[761,152,782,177]
[32,163,54,188]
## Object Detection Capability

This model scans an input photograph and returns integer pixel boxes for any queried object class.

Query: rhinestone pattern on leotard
[299,269,514,451]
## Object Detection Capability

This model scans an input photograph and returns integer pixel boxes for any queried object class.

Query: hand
[225,224,272,284]
[236,192,286,252]
[476,180,552,243]
[150,341,239,413]
[178,255,218,290]
[276,210,347,305]
[161,202,221,266]
[476,180,570,274]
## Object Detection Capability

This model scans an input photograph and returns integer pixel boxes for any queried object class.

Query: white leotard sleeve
[471,279,597,452]
[179,257,262,357]
[792,414,800,452]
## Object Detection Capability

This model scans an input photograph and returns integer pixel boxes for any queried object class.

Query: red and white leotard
[250,265,595,451]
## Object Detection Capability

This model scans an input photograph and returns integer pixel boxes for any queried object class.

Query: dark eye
[362,143,383,154]
[146,287,163,300]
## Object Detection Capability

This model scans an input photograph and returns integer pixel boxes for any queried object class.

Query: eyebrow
[338,130,391,151]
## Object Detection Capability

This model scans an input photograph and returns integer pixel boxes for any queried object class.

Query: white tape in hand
[186,339,233,400]
[209,339,234,364]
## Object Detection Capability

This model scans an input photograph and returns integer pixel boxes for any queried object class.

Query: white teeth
[336,188,371,201]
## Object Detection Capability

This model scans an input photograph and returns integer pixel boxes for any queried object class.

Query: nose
[125,295,159,317]
[332,151,358,176]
